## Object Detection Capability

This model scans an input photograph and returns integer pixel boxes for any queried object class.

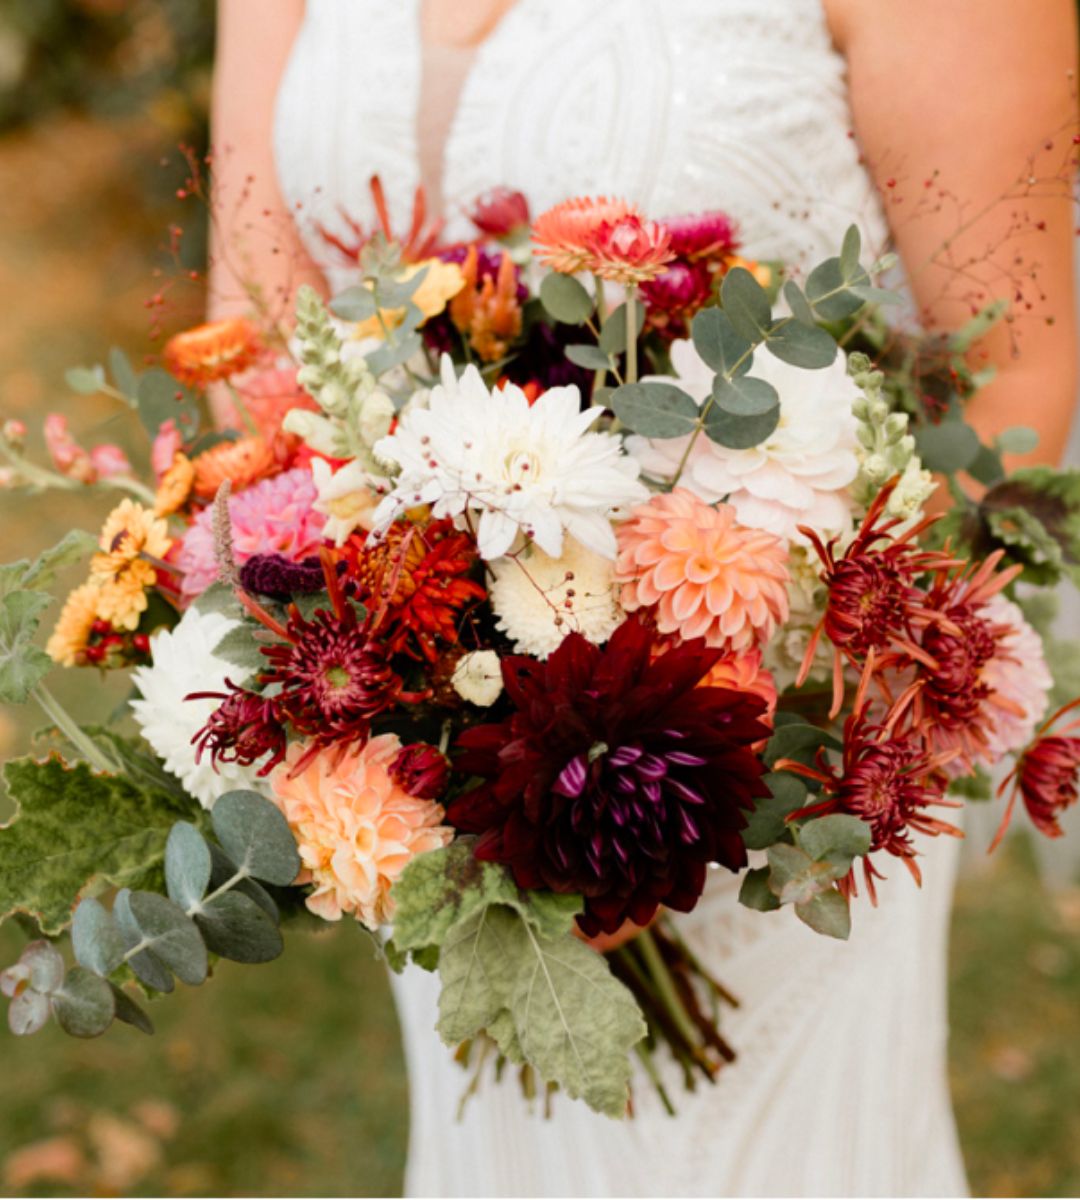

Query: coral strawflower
[191,436,279,501]
[531,195,642,274]
[585,215,675,285]
[163,317,262,388]
[449,616,771,936]
[616,488,789,652]
[153,451,195,517]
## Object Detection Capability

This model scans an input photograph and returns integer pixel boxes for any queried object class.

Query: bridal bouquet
[2,183,1079,1118]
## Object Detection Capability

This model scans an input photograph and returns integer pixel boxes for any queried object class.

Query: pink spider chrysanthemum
[616,488,789,652]
[175,467,327,599]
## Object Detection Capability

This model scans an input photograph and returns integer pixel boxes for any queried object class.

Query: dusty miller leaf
[0,756,195,935]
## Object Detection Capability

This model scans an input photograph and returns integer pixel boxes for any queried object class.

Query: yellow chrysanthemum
[354,259,465,340]
[45,582,102,666]
[89,499,172,631]
[154,452,195,517]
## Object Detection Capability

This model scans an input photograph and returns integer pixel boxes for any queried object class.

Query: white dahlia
[627,339,861,544]
[489,537,624,658]
[372,357,648,560]
[131,606,268,809]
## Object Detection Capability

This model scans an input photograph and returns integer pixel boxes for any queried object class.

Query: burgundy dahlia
[190,679,287,774]
[640,259,714,339]
[448,617,771,936]
[390,742,451,800]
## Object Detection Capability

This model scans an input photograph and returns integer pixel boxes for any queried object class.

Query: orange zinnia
[192,436,279,500]
[531,196,642,274]
[163,317,262,388]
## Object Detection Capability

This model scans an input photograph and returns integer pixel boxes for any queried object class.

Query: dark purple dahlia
[448,618,771,936]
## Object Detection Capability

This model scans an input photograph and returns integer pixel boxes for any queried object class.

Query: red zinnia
[448,616,771,936]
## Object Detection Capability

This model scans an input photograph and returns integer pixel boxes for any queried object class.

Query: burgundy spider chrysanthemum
[797,476,962,715]
[777,702,961,903]
[447,617,771,936]
[189,678,287,775]
[991,699,1080,850]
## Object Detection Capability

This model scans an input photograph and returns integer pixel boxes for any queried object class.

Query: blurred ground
[1,52,1079,1200]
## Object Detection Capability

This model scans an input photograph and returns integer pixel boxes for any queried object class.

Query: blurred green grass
[1,41,1079,1199]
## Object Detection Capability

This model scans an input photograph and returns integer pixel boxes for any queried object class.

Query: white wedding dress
[273,2,970,1194]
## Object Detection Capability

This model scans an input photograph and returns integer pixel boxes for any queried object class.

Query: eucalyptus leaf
[108,346,139,400]
[20,940,65,995]
[71,898,126,977]
[207,842,278,920]
[136,369,199,439]
[123,891,207,987]
[376,265,429,308]
[738,866,781,912]
[609,382,700,439]
[914,420,981,474]
[796,813,871,863]
[689,308,753,376]
[538,274,594,325]
[704,376,780,449]
[721,267,773,343]
[330,285,378,322]
[114,889,173,994]
[53,967,116,1037]
[848,284,902,307]
[782,280,816,326]
[194,891,283,963]
[766,844,843,906]
[165,823,212,911]
[565,344,612,372]
[598,301,646,356]
[65,365,106,395]
[365,332,423,378]
[211,626,267,676]
[741,773,807,851]
[805,258,869,321]
[997,426,1040,456]
[109,983,154,1035]
[764,319,837,369]
[8,988,50,1036]
[839,224,862,276]
[211,790,301,887]
[967,444,1006,488]
[764,722,842,769]
[795,889,851,940]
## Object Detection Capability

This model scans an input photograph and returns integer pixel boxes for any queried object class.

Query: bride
[208,1,1078,1195]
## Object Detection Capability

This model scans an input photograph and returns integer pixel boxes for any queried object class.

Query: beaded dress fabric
[274,2,969,1193]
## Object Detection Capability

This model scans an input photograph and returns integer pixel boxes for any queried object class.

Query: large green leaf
[0,590,53,703]
[391,839,581,956]
[0,757,195,935]
[435,903,645,1118]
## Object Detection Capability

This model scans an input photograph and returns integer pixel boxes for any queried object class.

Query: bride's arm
[833,0,1078,468]
[208,0,326,419]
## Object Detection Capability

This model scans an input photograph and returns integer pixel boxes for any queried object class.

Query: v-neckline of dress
[410,0,526,221]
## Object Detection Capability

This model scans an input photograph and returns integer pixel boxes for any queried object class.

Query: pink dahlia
[270,734,454,928]
[616,489,789,651]
[176,466,326,599]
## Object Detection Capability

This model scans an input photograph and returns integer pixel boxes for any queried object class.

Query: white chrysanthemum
[489,537,624,658]
[451,650,504,707]
[627,339,860,543]
[372,356,648,560]
[131,606,268,809]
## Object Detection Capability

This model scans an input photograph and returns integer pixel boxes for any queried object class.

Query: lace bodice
[274,0,890,282]
[272,6,966,1195]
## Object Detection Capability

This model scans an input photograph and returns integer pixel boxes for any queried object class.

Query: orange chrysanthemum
[615,488,789,651]
[154,451,195,516]
[585,215,674,285]
[45,582,101,666]
[191,436,279,501]
[163,317,262,388]
[531,196,642,274]
[448,246,523,363]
